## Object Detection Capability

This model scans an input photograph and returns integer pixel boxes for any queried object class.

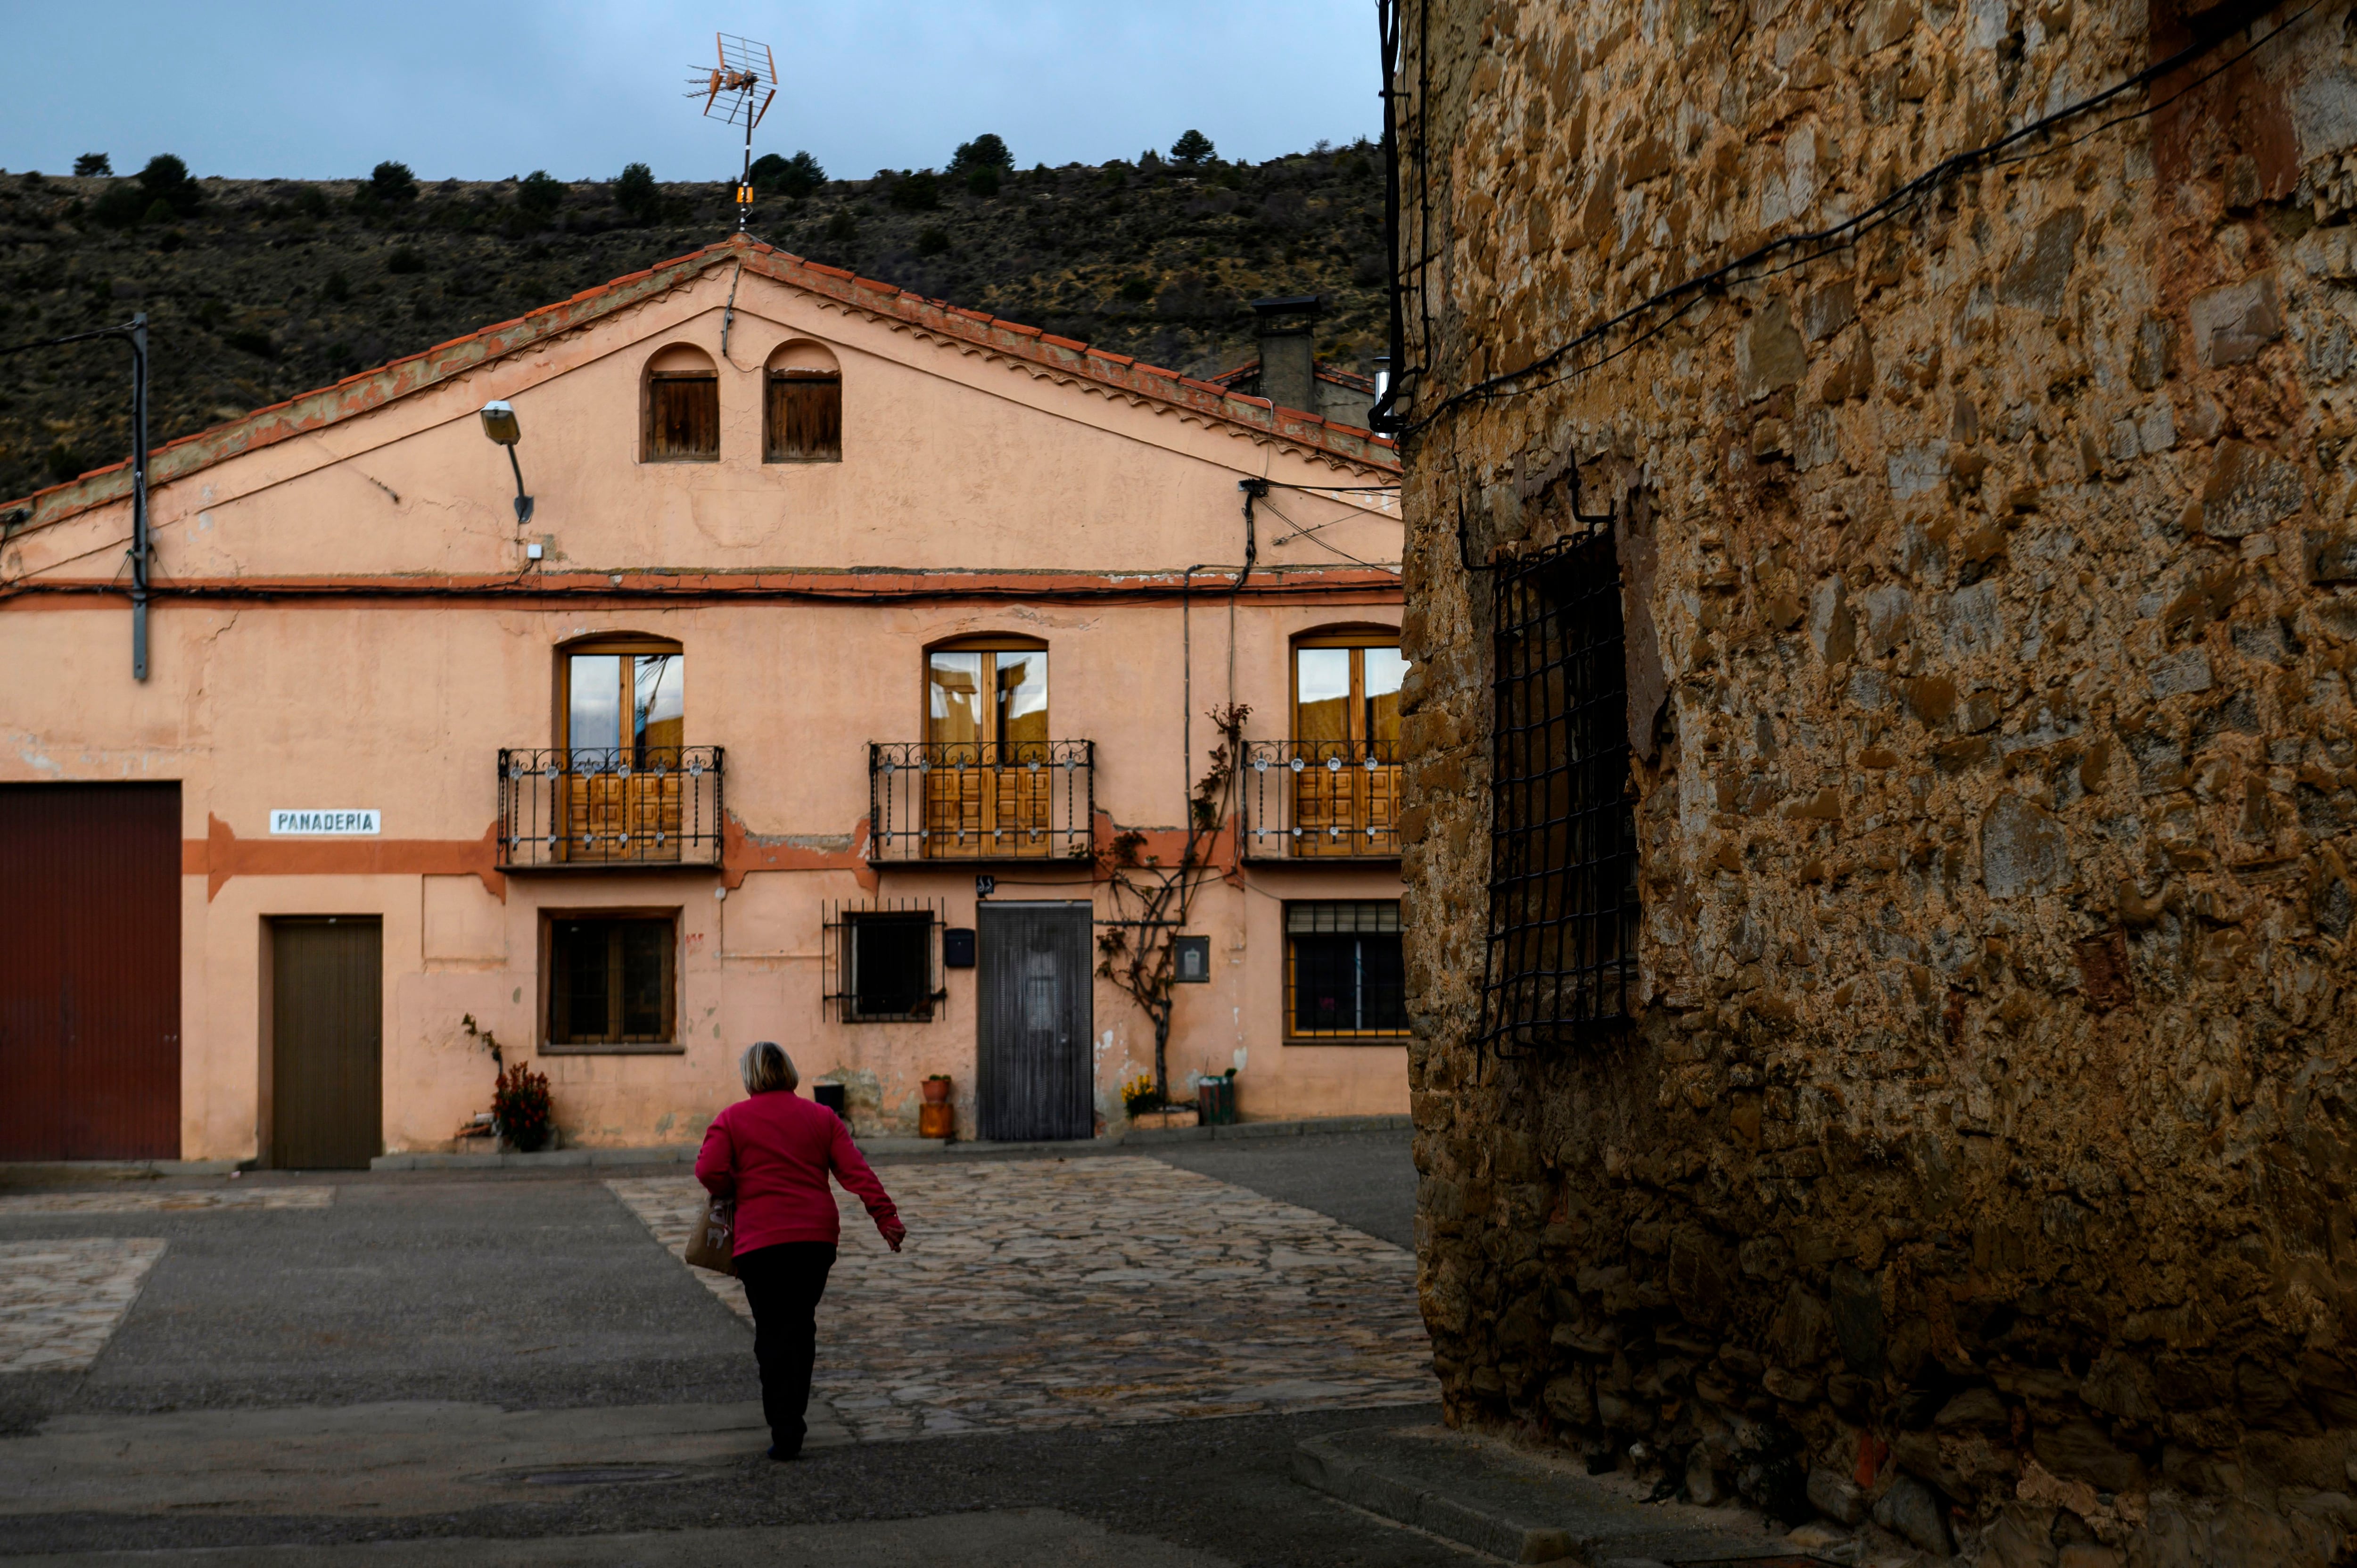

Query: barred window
[824,901,944,1023]
[1477,529,1638,1046]
[1285,901,1407,1041]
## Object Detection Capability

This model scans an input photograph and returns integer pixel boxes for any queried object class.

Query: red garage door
[0,784,182,1160]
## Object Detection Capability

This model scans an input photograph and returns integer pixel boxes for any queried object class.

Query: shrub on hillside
[518,170,565,216]
[750,150,824,198]
[915,225,951,257]
[614,161,659,223]
[369,161,418,203]
[73,153,111,177]
[888,170,940,211]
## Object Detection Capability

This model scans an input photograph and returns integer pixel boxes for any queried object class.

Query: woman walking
[697,1042,905,1460]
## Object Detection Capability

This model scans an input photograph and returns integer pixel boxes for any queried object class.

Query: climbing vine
[1096,702,1249,1103]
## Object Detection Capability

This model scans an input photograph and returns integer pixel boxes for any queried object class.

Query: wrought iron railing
[868,741,1094,862]
[497,747,725,869]
[1240,740,1403,859]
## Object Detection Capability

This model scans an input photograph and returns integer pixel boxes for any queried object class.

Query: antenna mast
[687,33,778,231]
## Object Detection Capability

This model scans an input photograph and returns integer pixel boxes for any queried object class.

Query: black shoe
[766,1442,801,1462]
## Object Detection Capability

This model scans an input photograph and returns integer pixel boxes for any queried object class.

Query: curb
[370,1146,699,1172]
[368,1114,1411,1170]
[0,1158,249,1179]
[1292,1428,1817,1567]
[1294,1435,1571,1564]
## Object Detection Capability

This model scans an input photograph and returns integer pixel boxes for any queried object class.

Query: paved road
[0,1129,1451,1567]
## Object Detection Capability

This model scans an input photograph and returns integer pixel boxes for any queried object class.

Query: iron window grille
[497,747,724,870]
[823,899,947,1023]
[1285,901,1409,1041]
[1476,528,1639,1048]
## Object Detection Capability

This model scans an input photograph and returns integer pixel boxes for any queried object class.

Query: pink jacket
[694,1089,904,1255]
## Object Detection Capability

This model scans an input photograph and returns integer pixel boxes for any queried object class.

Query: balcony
[497,747,725,870]
[869,741,1094,864]
[1240,741,1402,860]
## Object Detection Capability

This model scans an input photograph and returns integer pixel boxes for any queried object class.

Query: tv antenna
[685,32,776,231]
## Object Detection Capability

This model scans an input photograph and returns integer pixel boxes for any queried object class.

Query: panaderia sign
[268,809,381,836]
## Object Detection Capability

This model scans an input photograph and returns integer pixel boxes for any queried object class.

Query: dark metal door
[271,918,382,1169]
[975,901,1093,1141]
[0,783,181,1160]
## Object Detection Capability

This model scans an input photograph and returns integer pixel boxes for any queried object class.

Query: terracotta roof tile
[1040,334,1087,351]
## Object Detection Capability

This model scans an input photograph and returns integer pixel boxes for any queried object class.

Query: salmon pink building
[0,234,1406,1165]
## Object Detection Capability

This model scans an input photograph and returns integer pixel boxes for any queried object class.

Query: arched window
[923,635,1052,858]
[1285,628,1405,859]
[1293,630,1406,752]
[765,339,841,462]
[642,344,719,462]
[554,635,689,867]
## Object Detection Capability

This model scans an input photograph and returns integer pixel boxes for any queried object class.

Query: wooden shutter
[766,372,841,462]
[644,374,719,460]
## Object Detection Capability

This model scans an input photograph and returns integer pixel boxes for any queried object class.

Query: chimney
[1252,295,1322,416]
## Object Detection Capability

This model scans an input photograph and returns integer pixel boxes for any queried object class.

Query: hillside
[0,146,1387,507]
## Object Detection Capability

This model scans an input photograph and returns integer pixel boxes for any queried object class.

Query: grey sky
[0,2,1382,183]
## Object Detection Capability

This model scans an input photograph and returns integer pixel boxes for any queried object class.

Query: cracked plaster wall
[1398,0,2357,1560]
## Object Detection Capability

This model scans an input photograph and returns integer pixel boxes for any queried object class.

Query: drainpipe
[130,312,149,681]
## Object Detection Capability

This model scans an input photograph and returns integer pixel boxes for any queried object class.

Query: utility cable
[1393,1,2321,440]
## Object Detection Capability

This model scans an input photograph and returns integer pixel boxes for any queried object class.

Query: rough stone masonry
[1393,0,2357,1561]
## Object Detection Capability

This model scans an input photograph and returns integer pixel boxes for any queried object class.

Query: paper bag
[684,1196,738,1275]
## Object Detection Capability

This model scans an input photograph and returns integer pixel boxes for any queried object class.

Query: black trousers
[734,1241,837,1448]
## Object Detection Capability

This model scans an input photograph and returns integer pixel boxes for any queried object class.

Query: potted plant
[492,1060,554,1153]
[1122,1073,1198,1131]
[918,1074,954,1140]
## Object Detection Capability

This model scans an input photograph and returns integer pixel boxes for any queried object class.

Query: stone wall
[1396,0,2357,1560]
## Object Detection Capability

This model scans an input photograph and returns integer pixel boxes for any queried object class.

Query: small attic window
[765,340,841,463]
[643,344,718,462]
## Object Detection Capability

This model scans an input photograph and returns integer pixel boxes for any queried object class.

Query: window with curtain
[567,648,684,768]
[1290,637,1407,857]
[1294,641,1407,751]
[923,642,1051,858]
[560,642,686,863]
[927,646,1047,756]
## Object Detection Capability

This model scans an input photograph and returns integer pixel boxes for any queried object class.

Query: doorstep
[1294,1425,1826,1567]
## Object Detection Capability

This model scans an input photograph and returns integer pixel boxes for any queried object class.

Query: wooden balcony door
[925,644,1051,858]
[1294,641,1408,855]
[563,643,684,863]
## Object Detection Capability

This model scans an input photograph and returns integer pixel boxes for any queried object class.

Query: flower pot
[920,1077,952,1106]
[918,1103,954,1139]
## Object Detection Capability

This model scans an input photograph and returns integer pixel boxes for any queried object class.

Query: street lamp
[479,400,534,527]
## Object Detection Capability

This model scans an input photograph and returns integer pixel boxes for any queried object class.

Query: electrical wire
[1393,1,2322,440]
[1260,497,1394,569]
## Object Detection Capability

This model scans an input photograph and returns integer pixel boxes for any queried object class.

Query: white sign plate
[270,809,381,837]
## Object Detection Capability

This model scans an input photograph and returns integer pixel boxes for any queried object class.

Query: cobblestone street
[0,1131,1452,1567]
[609,1156,1434,1439]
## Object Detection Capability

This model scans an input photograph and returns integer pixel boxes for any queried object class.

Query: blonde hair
[740,1041,798,1095]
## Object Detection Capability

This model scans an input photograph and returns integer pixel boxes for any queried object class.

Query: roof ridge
[4,233,1394,529]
